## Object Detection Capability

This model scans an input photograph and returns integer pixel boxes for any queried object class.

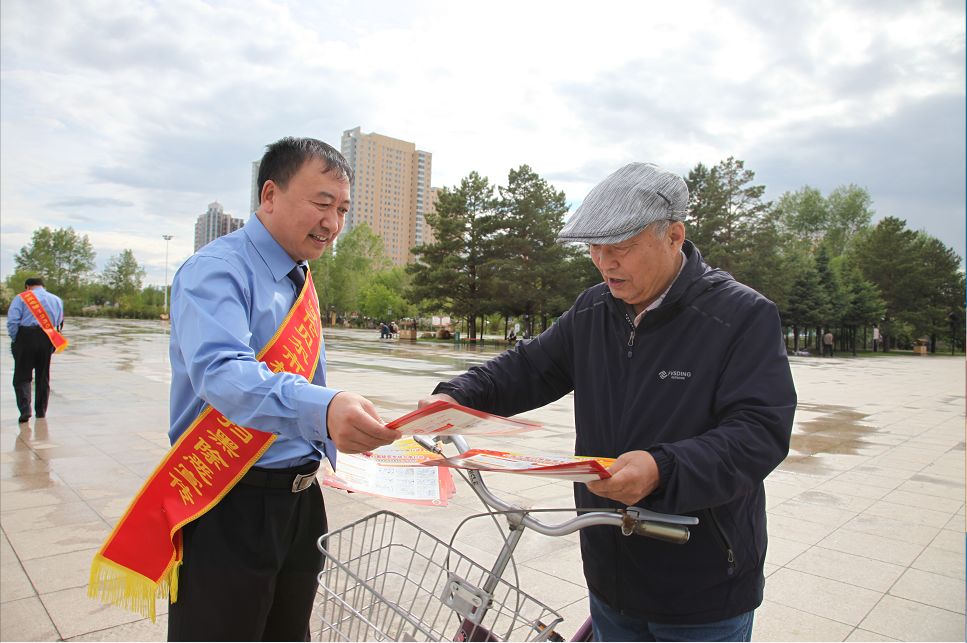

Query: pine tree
[408,172,497,338]
[492,165,571,334]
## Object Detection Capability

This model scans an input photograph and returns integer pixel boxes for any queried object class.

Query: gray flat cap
[558,162,688,244]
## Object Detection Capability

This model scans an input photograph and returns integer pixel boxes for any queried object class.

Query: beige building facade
[340,127,434,265]
[193,201,244,252]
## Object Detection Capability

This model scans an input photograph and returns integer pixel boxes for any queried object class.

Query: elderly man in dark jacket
[420,163,795,641]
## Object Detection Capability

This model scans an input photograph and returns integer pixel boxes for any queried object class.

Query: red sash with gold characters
[18,290,68,352]
[88,271,324,621]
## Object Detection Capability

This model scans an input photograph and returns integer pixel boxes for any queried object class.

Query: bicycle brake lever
[412,435,441,454]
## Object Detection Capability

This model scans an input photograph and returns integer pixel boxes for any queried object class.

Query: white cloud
[1,0,964,289]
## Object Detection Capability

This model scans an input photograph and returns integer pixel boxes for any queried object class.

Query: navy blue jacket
[434,241,795,623]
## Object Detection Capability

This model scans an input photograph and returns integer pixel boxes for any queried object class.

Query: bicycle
[315,434,698,641]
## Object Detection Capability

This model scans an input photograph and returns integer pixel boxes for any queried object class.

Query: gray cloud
[48,196,135,208]
[556,58,774,147]
[2,0,963,281]
[89,76,369,193]
[750,91,966,258]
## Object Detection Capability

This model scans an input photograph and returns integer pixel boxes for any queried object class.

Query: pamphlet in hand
[421,448,616,482]
[386,400,543,436]
[322,438,456,506]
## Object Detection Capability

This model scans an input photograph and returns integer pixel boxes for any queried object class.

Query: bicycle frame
[413,434,698,641]
[314,435,699,642]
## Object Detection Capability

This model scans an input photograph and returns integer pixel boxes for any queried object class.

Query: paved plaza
[0,318,964,641]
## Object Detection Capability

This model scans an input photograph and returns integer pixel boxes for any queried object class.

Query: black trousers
[167,464,327,641]
[12,326,53,419]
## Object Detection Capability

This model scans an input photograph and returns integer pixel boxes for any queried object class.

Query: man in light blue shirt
[7,277,64,423]
[166,137,398,641]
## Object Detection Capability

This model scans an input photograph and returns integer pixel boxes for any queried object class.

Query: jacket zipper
[704,508,737,576]
[624,312,635,356]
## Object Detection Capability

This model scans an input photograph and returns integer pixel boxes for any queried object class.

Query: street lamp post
[162,235,173,315]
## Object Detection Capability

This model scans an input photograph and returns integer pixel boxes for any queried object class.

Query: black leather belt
[239,465,319,493]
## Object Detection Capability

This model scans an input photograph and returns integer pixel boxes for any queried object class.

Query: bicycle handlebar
[415,434,696,545]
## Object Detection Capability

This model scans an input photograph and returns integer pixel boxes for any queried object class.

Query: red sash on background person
[89,271,324,621]
[18,290,68,352]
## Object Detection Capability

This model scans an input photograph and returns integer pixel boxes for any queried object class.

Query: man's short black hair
[25,277,44,288]
[256,137,354,205]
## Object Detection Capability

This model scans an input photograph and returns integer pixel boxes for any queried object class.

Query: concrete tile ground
[1,319,963,641]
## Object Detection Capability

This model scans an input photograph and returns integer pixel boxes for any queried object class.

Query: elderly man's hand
[585,450,660,506]
[416,393,458,409]
[327,391,399,454]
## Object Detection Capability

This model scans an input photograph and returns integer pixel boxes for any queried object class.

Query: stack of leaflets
[384,399,543,435]
[322,401,616,503]
[321,437,456,506]
[420,449,615,482]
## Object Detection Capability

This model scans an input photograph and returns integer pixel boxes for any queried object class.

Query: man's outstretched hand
[327,392,399,453]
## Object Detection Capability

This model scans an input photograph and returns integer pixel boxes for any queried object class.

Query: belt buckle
[291,471,316,493]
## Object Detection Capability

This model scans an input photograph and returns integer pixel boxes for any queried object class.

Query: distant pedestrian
[7,277,66,423]
[823,331,834,357]
[872,325,880,352]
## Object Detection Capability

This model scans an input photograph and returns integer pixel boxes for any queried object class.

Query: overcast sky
[2,0,964,287]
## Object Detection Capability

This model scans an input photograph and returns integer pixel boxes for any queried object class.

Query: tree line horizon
[5,156,965,354]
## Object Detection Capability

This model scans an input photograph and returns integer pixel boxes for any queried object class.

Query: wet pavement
[1,318,964,641]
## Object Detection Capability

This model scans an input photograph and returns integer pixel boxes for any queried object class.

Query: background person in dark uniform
[7,277,64,423]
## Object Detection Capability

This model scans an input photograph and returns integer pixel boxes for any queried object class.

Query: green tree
[359,267,413,321]
[774,184,874,260]
[825,185,874,257]
[774,186,830,250]
[312,224,388,321]
[814,245,842,329]
[492,165,572,335]
[849,217,920,349]
[835,260,886,354]
[685,157,778,299]
[2,268,35,311]
[911,233,965,352]
[308,246,338,325]
[409,172,498,339]
[784,263,828,352]
[102,249,146,306]
[736,207,793,309]
[14,227,97,307]
[684,162,727,260]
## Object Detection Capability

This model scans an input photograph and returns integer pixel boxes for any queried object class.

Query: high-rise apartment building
[340,127,434,265]
[194,201,245,252]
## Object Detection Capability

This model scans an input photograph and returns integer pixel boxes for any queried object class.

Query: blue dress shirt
[168,214,338,469]
[6,287,64,342]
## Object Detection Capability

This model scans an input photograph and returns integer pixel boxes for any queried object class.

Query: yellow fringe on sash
[87,554,181,623]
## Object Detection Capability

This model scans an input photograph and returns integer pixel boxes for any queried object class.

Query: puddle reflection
[784,402,880,475]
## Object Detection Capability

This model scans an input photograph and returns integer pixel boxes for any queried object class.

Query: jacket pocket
[704,507,737,577]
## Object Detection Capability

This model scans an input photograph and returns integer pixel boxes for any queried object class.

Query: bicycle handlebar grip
[634,521,691,544]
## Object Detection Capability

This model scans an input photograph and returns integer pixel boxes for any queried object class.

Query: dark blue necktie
[287,264,306,293]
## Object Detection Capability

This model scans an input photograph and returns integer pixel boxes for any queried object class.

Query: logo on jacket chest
[658,369,692,381]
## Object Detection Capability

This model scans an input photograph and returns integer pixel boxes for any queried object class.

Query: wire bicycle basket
[315,510,564,642]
